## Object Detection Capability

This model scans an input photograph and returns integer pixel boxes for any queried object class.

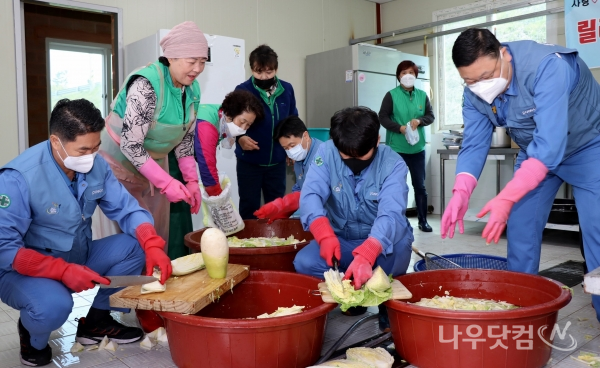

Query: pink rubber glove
[343,237,382,290]
[309,217,341,267]
[441,173,477,239]
[477,158,548,244]
[178,156,201,214]
[138,158,192,205]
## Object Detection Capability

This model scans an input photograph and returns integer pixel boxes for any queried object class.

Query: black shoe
[75,316,143,345]
[418,222,433,232]
[18,319,52,367]
[378,305,390,332]
[341,306,368,316]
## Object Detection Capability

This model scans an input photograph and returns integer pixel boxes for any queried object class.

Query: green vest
[101,61,201,175]
[196,104,221,131]
[110,61,200,157]
[386,86,427,154]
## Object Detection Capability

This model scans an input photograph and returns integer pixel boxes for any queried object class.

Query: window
[435,1,546,130]
[47,40,112,117]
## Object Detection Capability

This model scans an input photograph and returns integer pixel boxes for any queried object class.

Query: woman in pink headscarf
[93,21,208,258]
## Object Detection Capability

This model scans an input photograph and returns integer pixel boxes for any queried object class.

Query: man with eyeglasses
[441,28,600,315]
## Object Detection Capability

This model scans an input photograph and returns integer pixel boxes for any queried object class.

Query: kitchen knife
[99,275,159,288]
[332,256,339,272]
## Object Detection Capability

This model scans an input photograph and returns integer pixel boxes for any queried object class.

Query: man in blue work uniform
[294,107,413,330]
[254,116,323,223]
[0,99,172,366]
[440,28,600,316]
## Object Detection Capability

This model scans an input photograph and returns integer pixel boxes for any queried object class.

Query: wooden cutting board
[317,280,412,303]
[109,264,249,314]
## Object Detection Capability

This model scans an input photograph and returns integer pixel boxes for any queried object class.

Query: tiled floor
[0,215,592,368]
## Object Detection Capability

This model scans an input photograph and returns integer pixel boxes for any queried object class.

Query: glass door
[47,39,112,117]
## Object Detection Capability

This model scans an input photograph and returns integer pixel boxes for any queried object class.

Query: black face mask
[342,147,378,175]
[254,76,276,90]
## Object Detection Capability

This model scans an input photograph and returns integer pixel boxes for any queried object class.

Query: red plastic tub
[158,270,335,368]
[183,219,314,272]
[386,269,572,368]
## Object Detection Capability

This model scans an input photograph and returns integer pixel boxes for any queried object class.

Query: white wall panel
[2,0,375,165]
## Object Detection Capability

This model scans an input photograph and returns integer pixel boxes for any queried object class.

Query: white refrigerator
[125,31,246,230]
[306,44,431,210]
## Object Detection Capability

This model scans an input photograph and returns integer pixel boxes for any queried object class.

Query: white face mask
[400,74,416,88]
[57,139,96,173]
[467,49,509,104]
[285,135,308,161]
[226,121,247,137]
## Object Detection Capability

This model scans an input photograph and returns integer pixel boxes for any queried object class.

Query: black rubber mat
[538,260,585,287]
[327,333,410,367]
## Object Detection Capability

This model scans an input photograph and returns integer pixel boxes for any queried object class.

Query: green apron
[94,61,200,254]
[167,151,193,260]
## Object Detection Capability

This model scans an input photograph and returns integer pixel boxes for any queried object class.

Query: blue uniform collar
[47,141,80,198]
[501,46,518,97]
[300,137,318,167]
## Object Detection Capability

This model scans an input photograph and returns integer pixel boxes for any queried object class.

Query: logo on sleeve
[315,157,323,166]
[0,194,10,208]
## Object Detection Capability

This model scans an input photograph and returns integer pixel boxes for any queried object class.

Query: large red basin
[184,219,313,272]
[158,270,335,368]
[386,269,572,368]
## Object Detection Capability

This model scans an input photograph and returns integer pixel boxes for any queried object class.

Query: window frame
[433,0,547,130]
[45,39,113,118]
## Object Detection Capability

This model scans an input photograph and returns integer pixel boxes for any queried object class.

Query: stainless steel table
[438,148,521,214]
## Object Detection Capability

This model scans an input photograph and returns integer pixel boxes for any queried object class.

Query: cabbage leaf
[323,268,393,312]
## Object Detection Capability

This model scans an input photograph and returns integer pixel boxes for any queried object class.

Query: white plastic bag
[200,175,245,235]
[405,123,420,146]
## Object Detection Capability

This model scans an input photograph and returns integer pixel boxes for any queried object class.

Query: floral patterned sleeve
[120,77,156,170]
[173,120,196,159]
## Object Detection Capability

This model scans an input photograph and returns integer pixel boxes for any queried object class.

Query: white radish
[200,228,229,279]
[70,342,85,353]
[98,335,109,350]
[141,270,166,294]
[140,335,155,350]
[104,340,118,352]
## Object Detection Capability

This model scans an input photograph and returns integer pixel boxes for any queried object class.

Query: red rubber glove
[254,192,300,224]
[477,158,548,244]
[205,184,223,197]
[178,156,201,214]
[309,217,341,267]
[343,237,382,290]
[12,248,110,292]
[441,173,477,239]
[136,223,172,284]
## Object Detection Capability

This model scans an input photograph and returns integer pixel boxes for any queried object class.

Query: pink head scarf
[160,21,208,59]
